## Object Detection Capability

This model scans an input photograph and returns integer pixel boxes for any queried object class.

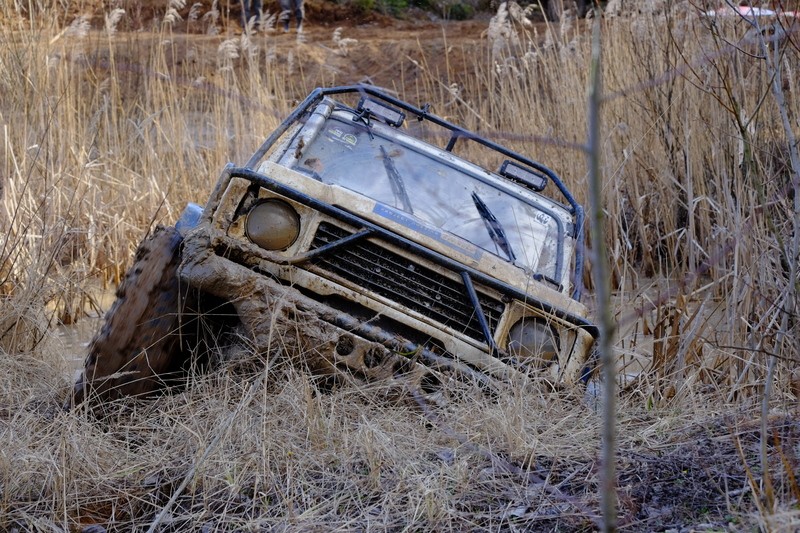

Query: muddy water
[52,288,115,379]
[55,317,102,379]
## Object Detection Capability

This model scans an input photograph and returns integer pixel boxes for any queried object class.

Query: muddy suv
[72,85,598,405]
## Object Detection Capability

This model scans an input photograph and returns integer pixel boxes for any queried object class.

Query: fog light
[245,199,300,250]
[507,318,559,367]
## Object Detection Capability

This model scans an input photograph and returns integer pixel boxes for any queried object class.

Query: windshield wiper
[471,191,516,262]
[380,144,414,214]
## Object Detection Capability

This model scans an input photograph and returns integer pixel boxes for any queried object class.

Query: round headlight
[245,199,300,250]
[507,318,559,367]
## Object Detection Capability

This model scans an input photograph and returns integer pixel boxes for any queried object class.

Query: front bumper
[178,228,503,395]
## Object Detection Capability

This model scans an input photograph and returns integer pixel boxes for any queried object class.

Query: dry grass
[1,0,799,530]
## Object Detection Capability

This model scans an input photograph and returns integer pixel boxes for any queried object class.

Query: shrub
[448,2,475,19]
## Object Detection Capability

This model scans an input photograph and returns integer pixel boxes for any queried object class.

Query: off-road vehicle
[71,85,598,405]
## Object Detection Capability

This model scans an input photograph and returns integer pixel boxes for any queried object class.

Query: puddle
[54,317,103,379]
[48,286,116,378]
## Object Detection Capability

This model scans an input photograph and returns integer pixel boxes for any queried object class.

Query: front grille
[310,222,504,343]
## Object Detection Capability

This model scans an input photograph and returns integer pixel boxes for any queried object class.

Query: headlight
[245,199,300,250]
[507,318,559,367]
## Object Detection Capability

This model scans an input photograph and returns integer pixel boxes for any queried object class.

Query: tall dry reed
[395,2,800,528]
[1,2,289,327]
[1,1,799,530]
[419,1,800,409]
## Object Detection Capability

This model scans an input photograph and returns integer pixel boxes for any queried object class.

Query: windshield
[296,115,569,284]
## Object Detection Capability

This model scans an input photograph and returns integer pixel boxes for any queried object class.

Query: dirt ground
[10,0,518,89]
[63,0,497,32]
[244,15,498,89]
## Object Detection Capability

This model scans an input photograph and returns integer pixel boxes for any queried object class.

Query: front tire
[71,226,195,405]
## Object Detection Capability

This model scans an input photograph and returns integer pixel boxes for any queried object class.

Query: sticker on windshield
[534,212,551,226]
[326,127,358,148]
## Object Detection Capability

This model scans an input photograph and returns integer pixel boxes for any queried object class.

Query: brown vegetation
[1,0,799,530]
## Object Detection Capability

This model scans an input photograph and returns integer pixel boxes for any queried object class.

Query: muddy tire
[70,226,196,405]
